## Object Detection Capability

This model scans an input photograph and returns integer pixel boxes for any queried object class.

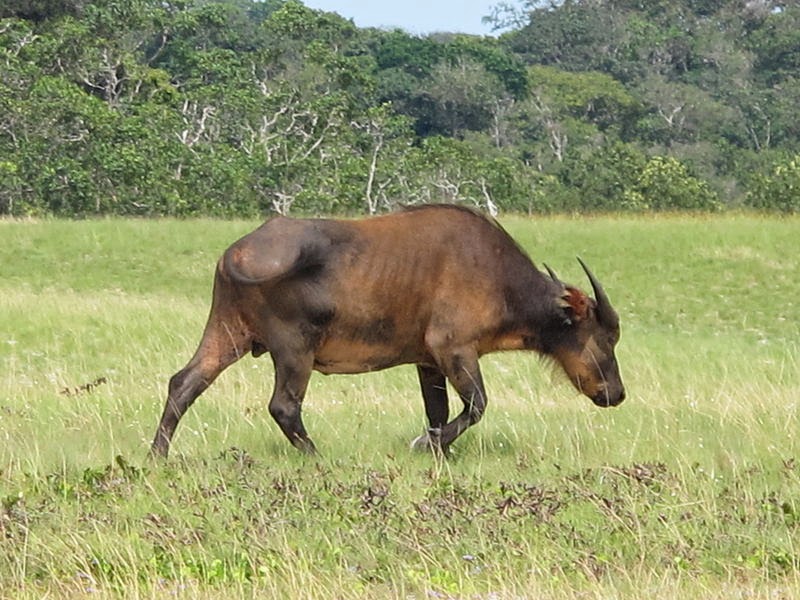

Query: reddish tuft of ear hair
[561,286,591,322]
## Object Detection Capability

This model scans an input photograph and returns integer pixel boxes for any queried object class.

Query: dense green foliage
[1,0,799,216]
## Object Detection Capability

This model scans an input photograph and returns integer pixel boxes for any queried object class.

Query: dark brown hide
[150,205,624,457]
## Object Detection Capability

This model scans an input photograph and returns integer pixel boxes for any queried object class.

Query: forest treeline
[1,0,798,216]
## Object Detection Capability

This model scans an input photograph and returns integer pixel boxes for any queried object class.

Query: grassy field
[1,214,799,599]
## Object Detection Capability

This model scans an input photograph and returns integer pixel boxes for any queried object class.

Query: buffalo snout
[592,385,626,408]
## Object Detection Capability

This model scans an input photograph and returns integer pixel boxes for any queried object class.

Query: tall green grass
[1,215,798,598]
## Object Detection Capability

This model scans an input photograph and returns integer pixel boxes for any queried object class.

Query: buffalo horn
[576,257,619,327]
[543,263,562,285]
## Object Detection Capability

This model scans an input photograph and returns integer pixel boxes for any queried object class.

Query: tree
[499,1,626,72]
[747,5,800,86]
[0,0,88,22]
[424,57,506,137]
[634,74,735,146]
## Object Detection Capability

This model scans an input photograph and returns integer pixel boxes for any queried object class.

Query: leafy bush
[558,142,648,211]
[745,154,800,213]
[624,156,720,211]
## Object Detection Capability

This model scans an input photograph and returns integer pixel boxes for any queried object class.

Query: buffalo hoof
[410,427,444,453]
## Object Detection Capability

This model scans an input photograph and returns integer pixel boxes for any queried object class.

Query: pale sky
[302,0,500,36]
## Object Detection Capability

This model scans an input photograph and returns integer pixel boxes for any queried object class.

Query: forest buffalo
[150,204,625,457]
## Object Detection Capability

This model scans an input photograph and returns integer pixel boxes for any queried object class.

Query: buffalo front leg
[411,365,449,451]
[268,349,317,454]
[433,348,487,452]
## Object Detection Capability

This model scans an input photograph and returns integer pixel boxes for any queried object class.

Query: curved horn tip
[576,256,599,283]
[575,256,590,273]
[576,256,619,325]
[543,263,561,284]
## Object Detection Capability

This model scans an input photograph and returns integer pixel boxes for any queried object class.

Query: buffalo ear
[558,286,590,323]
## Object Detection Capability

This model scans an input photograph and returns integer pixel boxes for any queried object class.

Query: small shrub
[628,156,720,211]
[745,154,800,213]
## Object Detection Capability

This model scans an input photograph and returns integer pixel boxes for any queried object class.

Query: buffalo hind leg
[150,319,250,459]
[268,348,317,454]
[411,365,449,451]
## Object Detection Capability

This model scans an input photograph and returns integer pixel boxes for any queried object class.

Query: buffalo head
[545,259,625,407]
